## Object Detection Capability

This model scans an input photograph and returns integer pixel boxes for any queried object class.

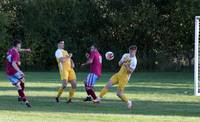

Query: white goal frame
[194,16,200,96]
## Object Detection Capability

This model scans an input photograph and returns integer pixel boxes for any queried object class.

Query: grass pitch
[0,72,200,122]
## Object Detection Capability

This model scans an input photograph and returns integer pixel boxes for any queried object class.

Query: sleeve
[119,54,127,62]
[55,50,63,59]
[130,58,137,71]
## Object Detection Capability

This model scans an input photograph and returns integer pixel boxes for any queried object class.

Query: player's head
[57,39,64,49]
[13,39,21,50]
[90,44,98,52]
[129,45,137,56]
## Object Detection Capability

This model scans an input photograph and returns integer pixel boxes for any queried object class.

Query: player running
[55,39,77,103]
[93,45,137,109]
[5,39,32,107]
[81,44,102,101]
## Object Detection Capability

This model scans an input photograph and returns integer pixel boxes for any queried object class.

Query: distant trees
[0,0,199,71]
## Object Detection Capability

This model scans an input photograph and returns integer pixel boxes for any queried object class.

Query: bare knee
[15,82,21,90]
[116,91,123,97]
[71,80,77,89]
[62,80,67,89]
[21,78,25,83]
[72,83,77,89]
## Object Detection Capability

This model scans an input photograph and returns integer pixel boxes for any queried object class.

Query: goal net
[194,16,200,96]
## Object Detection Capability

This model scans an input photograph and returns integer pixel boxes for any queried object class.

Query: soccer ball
[105,51,114,61]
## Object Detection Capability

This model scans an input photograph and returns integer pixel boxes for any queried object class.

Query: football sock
[18,89,27,102]
[86,89,90,96]
[69,88,75,99]
[118,94,128,102]
[88,89,97,100]
[99,87,108,98]
[85,84,90,95]
[20,82,25,91]
[57,87,64,98]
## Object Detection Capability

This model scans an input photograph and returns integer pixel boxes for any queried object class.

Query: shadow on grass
[0,95,199,117]
[0,85,193,95]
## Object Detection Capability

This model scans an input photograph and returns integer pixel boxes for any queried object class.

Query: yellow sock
[99,88,108,98]
[119,94,128,102]
[69,88,76,99]
[57,87,64,98]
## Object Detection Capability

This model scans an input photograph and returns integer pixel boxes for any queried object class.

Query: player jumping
[81,44,102,101]
[93,45,137,109]
[5,39,32,107]
[55,39,77,103]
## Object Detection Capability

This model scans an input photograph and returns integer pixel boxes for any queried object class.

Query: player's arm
[71,59,75,68]
[81,58,93,66]
[59,53,72,63]
[85,52,90,59]
[118,54,126,66]
[55,50,72,63]
[12,61,24,75]
[19,48,31,53]
[124,64,134,73]
[81,53,94,66]
[118,60,123,67]
[11,52,24,75]
[124,59,137,73]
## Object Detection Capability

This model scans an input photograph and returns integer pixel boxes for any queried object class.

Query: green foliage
[0,0,199,71]
[0,11,12,68]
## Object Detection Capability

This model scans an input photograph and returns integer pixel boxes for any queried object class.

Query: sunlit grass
[0,72,200,122]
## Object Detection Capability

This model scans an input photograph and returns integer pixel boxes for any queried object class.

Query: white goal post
[194,16,200,96]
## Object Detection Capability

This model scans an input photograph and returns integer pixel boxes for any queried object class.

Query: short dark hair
[57,39,64,44]
[129,45,137,50]
[13,39,21,47]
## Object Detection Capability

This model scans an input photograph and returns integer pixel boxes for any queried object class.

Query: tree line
[0,0,199,71]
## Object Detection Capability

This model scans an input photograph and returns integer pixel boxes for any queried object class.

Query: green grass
[0,72,200,122]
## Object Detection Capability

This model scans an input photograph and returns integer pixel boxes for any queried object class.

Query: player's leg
[85,73,99,101]
[84,73,93,101]
[84,73,98,101]
[116,89,128,102]
[9,72,31,107]
[83,85,92,101]
[93,73,118,103]
[10,74,25,101]
[56,70,69,102]
[100,73,118,98]
[20,78,25,91]
[11,76,26,101]
[117,77,132,109]
[15,81,31,107]
[67,80,76,103]
[93,80,113,103]
[116,89,132,109]
[67,69,77,103]
[56,79,67,101]
[18,77,25,101]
